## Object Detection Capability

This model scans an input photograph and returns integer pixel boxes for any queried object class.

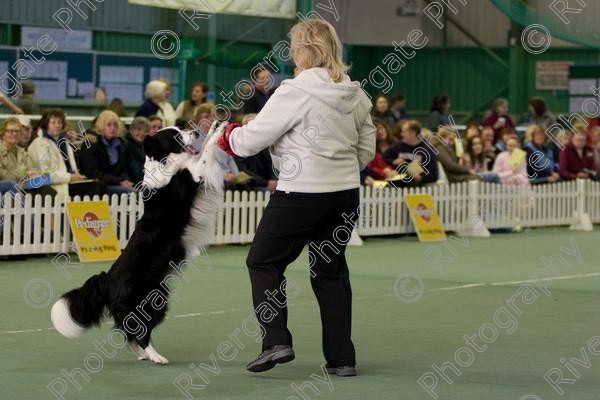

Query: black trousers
[246,188,359,367]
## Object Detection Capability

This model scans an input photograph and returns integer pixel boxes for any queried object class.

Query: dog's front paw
[145,344,169,365]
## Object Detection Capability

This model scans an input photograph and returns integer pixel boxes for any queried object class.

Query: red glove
[217,122,241,156]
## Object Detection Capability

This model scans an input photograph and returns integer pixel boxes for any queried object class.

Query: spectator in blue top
[389,94,410,128]
[383,120,438,187]
[524,124,560,184]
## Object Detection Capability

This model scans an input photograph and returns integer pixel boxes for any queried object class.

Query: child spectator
[175,81,208,123]
[559,131,597,180]
[496,127,517,153]
[524,124,560,184]
[427,94,451,132]
[80,110,134,194]
[483,97,515,143]
[383,120,438,187]
[124,116,149,184]
[28,108,102,198]
[461,136,499,182]
[493,136,529,186]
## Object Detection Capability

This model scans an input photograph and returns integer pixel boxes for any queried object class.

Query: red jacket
[558,143,597,180]
[367,152,390,180]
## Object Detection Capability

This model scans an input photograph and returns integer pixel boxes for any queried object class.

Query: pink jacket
[492,151,530,186]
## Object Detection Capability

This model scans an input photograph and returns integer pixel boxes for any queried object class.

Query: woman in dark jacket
[427,94,451,132]
[124,116,149,184]
[79,110,134,194]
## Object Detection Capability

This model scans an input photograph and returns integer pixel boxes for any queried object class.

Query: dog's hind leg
[128,341,149,361]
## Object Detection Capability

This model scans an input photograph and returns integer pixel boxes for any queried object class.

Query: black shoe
[325,364,357,377]
[246,345,295,372]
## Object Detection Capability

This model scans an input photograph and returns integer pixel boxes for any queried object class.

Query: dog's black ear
[143,135,159,157]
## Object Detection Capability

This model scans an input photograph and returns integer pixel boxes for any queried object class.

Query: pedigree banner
[128,0,296,19]
[404,194,446,242]
[66,201,121,262]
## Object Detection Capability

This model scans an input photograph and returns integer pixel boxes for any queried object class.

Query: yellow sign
[405,194,446,242]
[66,201,121,262]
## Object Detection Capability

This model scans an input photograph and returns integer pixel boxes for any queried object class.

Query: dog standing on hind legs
[50,123,226,364]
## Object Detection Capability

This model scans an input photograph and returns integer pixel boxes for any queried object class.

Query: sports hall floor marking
[2,272,599,335]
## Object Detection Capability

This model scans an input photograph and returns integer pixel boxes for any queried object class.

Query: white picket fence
[1,180,598,255]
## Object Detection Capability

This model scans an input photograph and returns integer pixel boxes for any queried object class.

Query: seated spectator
[158,79,177,127]
[558,131,597,180]
[243,64,275,114]
[524,124,560,184]
[383,120,438,187]
[591,126,600,168]
[80,110,134,194]
[362,121,398,185]
[234,149,277,192]
[28,108,103,198]
[15,80,39,115]
[526,97,556,129]
[493,136,529,186]
[15,115,33,149]
[483,97,515,143]
[433,127,480,183]
[495,127,517,153]
[389,94,409,128]
[136,81,176,126]
[108,98,127,118]
[193,103,216,133]
[464,122,480,142]
[427,94,451,132]
[0,117,56,198]
[371,95,395,128]
[148,115,163,136]
[176,81,208,123]
[124,117,149,184]
[481,126,497,160]
[461,136,499,182]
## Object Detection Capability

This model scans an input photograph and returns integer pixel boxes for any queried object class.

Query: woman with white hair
[483,97,516,144]
[218,18,375,376]
[79,110,133,194]
[136,80,176,127]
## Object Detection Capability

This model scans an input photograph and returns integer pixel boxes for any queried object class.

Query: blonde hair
[145,80,167,99]
[0,117,22,138]
[95,110,123,136]
[290,19,348,83]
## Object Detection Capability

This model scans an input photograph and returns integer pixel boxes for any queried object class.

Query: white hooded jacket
[229,67,376,193]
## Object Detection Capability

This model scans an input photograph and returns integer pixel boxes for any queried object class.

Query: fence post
[570,178,593,231]
[459,180,490,237]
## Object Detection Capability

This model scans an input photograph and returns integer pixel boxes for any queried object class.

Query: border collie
[50,123,225,364]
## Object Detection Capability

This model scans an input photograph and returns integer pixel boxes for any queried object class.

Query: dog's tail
[50,271,110,338]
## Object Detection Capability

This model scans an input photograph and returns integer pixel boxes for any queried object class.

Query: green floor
[1,227,599,400]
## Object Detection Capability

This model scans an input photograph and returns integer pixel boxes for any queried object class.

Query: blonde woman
[80,110,133,194]
[217,19,375,376]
